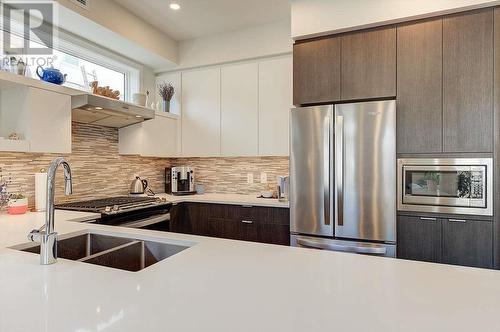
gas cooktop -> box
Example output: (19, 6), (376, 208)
(56, 196), (170, 215)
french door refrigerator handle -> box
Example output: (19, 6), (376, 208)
(336, 115), (344, 226)
(296, 238), (387, 255)
(324, 117), (330, 226)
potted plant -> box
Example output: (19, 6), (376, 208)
(158, 82), (175, 112)
(0, 168), (11, 212)
(8, 193), (28, 215)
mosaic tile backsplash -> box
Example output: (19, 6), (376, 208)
(172, 157), (289, 194)
(0, 122), (289, 209)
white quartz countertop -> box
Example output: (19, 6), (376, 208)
(158, 192), (289, 208)
(0, 211), (499, 332)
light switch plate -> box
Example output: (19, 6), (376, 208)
(247, 173), (254, 184)
(260, 172), (267, 184)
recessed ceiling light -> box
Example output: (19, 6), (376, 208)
(170, 2), (180, 10)
(135, 115), (143, 118)
(95, 107), (103, 110)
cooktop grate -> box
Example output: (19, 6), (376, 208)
(56, 196), (157, 210)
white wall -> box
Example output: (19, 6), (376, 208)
(142, 67), (157, 100)
(291, 0), (500, 39)
(55, 0), (178, 69)
(174, 20), (292, 71)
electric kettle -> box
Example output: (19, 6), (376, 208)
(130, 176), (148, 195)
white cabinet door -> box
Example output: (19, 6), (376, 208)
(118, 123), (142, 155)
(181, 68), (221, 157)
(28, 88), (72, 153)
(141, 113), (178, 157)
(258, 56), (292, 156)
(221, 62), (258, 156)
(119, 114), (178, 157)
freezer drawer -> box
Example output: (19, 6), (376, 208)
(291, 235), (396, 258)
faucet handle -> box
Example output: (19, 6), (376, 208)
(28, 223), (46, 242)
(28, 229), (42, 242)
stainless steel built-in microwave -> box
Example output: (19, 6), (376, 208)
(397, 158), (493, 216)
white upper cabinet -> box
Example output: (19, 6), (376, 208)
(0, 87), (71, 153)
(221, 63), (258, 156)
(258, 56), (292, 156)
(181, 68), (221, 157)
(119, 112), (179, 158)
(152, 55), (292, 158)
(118, 122), (142, 155)
(28, 88), (72, 153)
(141, 113), (178, 157)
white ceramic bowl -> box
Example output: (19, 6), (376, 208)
(261, 191), (273, 198)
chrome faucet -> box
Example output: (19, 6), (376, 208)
(28, 157), (73, 265)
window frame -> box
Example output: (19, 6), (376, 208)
(1, 9), (142, 101)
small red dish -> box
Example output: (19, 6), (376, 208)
(7, 205), (28, 215)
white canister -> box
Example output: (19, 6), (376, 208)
(35, 171), (47, 212)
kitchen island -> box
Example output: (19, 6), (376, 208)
(0, 211), (499, 332)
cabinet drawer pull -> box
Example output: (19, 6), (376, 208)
(449, 219), (467, 223)
(241, 220), (253, 224)
(241, 205), (253, 208)
(419, 217), (436, 221)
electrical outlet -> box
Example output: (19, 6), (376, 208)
(247, 173), (254, 184)
(260, 172), (267, 184)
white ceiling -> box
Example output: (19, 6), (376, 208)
(114, 0), (291, 41)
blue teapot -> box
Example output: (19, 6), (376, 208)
(36, 66), (67, 85)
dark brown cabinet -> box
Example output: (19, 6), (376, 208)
(397, 214), (493, 269)
(293, 37), (341, 105)
(396, 19), (443, 154)
(397, 215), (442, 263)
(341, 27), (397, 100)
(442, 218), (493, 269)
(170, 203), (290, 246)
(443, 9), (494, 153)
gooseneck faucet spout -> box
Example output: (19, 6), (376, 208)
(28, 157), (73, 265)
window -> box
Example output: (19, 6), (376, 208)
(1, 16), (141, 101)
(28, 44), (127, 100)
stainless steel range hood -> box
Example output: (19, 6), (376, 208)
(71, 94), (155, 128)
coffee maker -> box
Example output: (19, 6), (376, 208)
(168, 166), (196, 196)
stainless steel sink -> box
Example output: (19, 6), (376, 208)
(11, 231), (192, 272)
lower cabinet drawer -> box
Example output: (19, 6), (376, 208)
(397, 214), (493, 269)
(397, 215), (441, 263)
(441, 218), (493, 269)
(171, 203), (290, 246)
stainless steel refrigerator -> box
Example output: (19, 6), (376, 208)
(290, 100), (396, 257)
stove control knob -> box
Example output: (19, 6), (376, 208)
(104, 206), (112, 213)
(112, 205), (120, 211)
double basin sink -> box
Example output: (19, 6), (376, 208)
(11, 231), (193, 272)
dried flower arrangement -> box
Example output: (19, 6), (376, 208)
(0, 168), (11, 210)
(158, 82), (175, 102)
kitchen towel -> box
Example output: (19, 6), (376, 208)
(35, 171), (47, 212)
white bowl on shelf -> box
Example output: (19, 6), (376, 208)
(261, 191), (273, 198)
